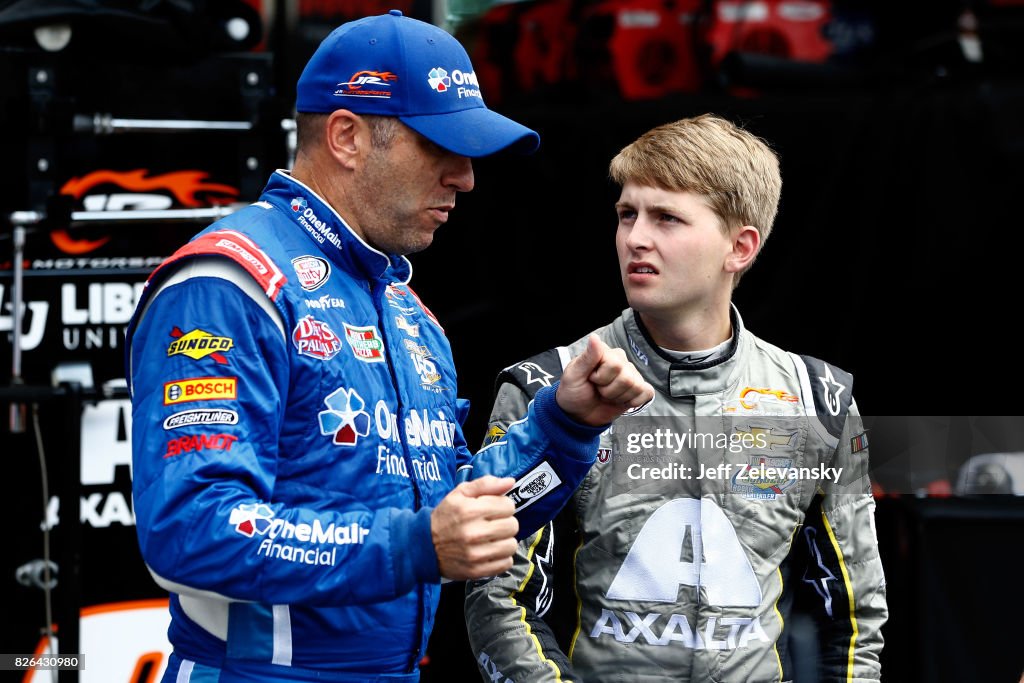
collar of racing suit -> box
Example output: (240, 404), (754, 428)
(618, 305), (748, 399)
(261, 169), (414, 285)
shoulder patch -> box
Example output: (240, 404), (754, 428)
(799, 354), (854, 440)
(155, 229), (287, 301)
(496, 348), (565, 401)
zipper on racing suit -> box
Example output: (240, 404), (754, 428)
(372, 279), (427, 673)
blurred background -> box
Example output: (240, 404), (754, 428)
(1, 0), (1023, 681)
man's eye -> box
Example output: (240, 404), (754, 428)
(660, 213), (682, 223)
(617, 209), (636, 221)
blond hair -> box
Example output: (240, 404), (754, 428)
(609, 114), (782, 280)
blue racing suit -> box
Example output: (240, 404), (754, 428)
(126, 170), (602, 682)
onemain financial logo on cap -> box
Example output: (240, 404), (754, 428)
(427, 67), (481, 99)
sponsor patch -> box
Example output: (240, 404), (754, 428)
(721, 387), (803, 416)
(304, 294), (345, 310)
(404, 338), (443, 391)
(851, 432), (869, 454)
(334, 69), (397, 98)
(292, 315), (343, 361)
(318, 386), (371, 446)
(291, 255), (331, 291)
(164, 433), (238, 458)
(343, 323), (385, 363)
(597, 447), (612, 463)
(427, 67), (451, 92)
(167, 327), (233, 363)
(506, 461), (562, 512)
(482, 424), (506, 447)
(163, 409), (238, 430)
(158, 229), (286, 300)
(230, 502), (275, 537)
(396, 315), (419, 337)
(731, 456), (797, 500)
(163, 377), (237, 405)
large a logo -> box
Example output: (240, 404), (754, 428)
(55, 169), (238, 254)
(590, 498), (769, 651)
(606, 498), (761, 605)
(318, 387), (371, 446)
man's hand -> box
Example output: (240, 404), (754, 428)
(556, 335), (655, 426)
(432, 476), (519, 580)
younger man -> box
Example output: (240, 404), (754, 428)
(465, 114), (887, 682)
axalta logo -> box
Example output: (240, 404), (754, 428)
(477, 651), (513, 683)
(318, 387), (371, 446)
(343, 323), (385, 363)
(589, 497), (769, 651)
(167, 327), (233, 363)
(163, 377), (237, 405)
(163, 409), (238, 430)
(164, 433), (239, 458)
(291, 255), (330, 291)
(335, 70), (397, 98)
(56, 169), (238, 255)
(292, 315), (343, 361)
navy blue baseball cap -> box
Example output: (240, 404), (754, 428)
(296, 9), (539, 158)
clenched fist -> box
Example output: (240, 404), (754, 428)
(432, 476), (519, 580)
(556, 335), (654, 426)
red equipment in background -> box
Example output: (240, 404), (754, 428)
(462, 0), (843, 102)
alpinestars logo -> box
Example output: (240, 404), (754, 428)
(428, 67), (451, 92)
(318, 387), (371, 446)
(230, 502), (275, 537)
(291, 197), (308, 212)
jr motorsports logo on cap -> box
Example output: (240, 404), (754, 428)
(335, 70), (397, 98)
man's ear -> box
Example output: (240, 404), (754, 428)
(324, 109), (368, 170)
(725, 225), (761, 274)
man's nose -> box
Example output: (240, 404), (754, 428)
(444, 155), (474, 192)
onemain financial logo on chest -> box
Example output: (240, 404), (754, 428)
(291, 197), (343, 250)
(230, 502), (369, 568)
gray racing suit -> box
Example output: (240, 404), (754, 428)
(465, 307), (887, 683)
